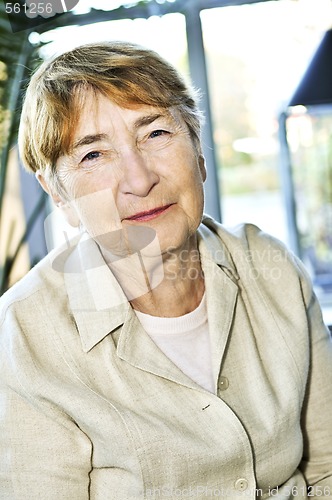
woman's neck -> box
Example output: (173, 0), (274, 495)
(129, 235), (205, 317)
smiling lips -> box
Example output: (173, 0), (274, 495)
(125, 204), (174, 222)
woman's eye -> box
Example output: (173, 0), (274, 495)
(149, 129), (169, 139)
(81, 151), (101, 162)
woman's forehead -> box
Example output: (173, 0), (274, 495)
(68, 93), (183, 148)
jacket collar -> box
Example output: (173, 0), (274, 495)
(197, 218), (240, 281)
(64, 219), (239, 363)
(64, 234), (130, 352)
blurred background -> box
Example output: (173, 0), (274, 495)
(1, 0), (332, 323)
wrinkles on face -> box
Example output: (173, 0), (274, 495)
(51, 94), (205, 263)
(56, 151), (121, 200)
(55, 110), (191, 219)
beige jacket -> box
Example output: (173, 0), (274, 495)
(0, 217), (331, 499)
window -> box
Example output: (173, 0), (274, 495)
(201, 0), (332, 244)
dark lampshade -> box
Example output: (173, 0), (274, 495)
(289, 29), (332, 107)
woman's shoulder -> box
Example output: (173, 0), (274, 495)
(201, 215), (296, 266)
(0, 246), (68, 326)
(200, 215), (312, 299)
(201, 215), (287, 251)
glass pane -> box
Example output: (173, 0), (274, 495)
(288, 108), (332, 295)
(201, 0), (332, 245)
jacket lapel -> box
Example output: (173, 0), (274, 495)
(116, 309), (206, 391)
(198, 232), (239, 391)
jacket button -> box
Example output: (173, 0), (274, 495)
(234, 478), (248, 491)
(218, 376), (229, 391)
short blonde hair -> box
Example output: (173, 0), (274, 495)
(18, 41), (203, 177)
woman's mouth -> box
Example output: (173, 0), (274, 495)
(124, 204), (174, 222)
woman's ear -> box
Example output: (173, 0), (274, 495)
(35, 170), (62, 205)
(35, 170), (80, 228)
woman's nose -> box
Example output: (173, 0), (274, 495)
(120, 148), (159, 197)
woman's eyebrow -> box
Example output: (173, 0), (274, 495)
(71, 133), (108, 151)
(134, 113), (166, 129)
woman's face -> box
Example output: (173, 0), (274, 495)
(52, 91), (206, 257)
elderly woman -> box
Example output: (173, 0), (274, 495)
(0, 42), (331, 499)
